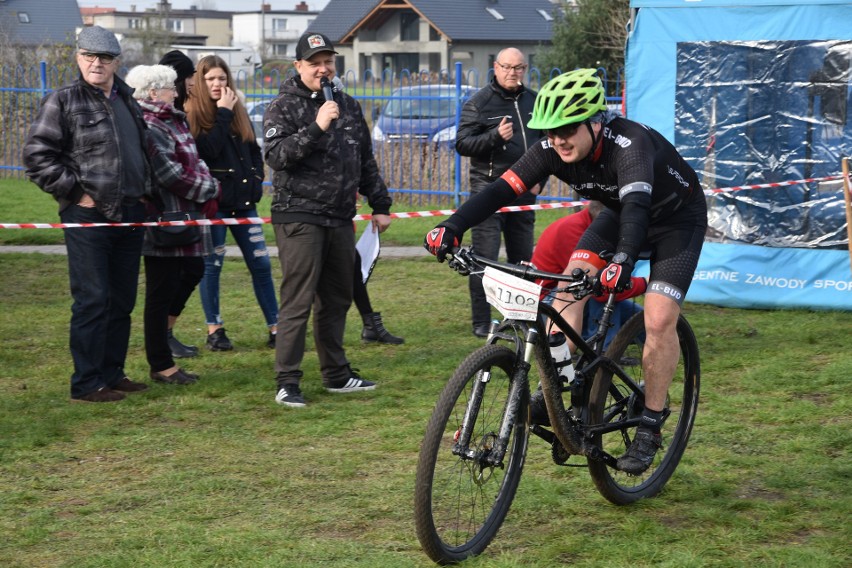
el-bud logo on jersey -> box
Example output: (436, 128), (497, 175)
(569, 249), (606, 269)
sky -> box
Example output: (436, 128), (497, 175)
(77, 1), (330, 11)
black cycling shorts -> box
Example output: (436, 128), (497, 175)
(575, 198), (707, 305)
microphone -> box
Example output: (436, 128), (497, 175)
(320, 77), (334, 103)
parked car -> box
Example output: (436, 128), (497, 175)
(371, 84), (478, 146)
(246, 99), (268, 148)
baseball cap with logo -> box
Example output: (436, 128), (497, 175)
(295, 33), (337, 61)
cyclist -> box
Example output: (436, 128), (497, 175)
(425, 68), (707, 475)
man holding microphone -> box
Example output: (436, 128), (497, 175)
(262, 33), (392, 408)
(455, 47), (543, 337)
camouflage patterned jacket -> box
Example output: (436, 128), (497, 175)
(262, 76), (391, 226)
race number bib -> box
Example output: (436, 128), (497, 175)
(482, 266), (541, 321)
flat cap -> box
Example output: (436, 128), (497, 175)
(77, 26), (121, 57)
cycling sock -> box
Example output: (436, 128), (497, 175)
(640, 409), (664, 433)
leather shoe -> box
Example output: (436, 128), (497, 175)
(71, 387), (126, 403)
(113, 377), (148, 393)
(472, 324), (490, 338)
(150, 368), (198, 385)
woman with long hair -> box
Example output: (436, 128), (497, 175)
(184, 55), (278, 351)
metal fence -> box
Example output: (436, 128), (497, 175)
(2, 61), (623, 209)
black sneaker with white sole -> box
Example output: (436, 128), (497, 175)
(275, 384), (306, 407)
(325, 369), (376, 393)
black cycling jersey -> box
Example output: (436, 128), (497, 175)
(444, 116), (708, 303)
(510, 117), (702, 219)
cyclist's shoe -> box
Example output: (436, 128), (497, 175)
(325, 369), (377, 393)
(529, 388), (550, 426)
(275, 384), (307, 408)
(617, 428), (662, 475)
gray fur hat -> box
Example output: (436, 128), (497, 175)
(77, 26), (121, 57)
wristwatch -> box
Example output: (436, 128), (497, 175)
(611, 252), (630, 265)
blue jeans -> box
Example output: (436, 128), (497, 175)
(61, 203), (145, 398)
(583, 299), (644, 350)
(199, 209), (278, 328)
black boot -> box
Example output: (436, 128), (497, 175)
(168, 329), (199, 359)
(361, 312), (404, 344)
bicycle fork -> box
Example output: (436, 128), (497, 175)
(452, 328), (536, 469)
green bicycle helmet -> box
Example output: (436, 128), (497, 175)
(527, 68), (608, 130)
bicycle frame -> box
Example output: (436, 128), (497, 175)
(452, 247), (646, 466)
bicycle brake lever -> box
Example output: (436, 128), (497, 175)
(447, 250), (471, 275)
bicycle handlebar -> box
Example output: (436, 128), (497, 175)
(447, 247), (596, 299)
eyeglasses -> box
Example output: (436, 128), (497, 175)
(545, 123), (582, 140)
(79, 52), (115, 64)
(496, 62), (528, 73)
(159, 86), (178, 92)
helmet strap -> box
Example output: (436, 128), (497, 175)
(584, 120), (605, 162)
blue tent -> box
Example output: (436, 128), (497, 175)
(627, 0), (852, 309)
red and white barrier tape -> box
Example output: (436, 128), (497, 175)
(707, 174), (842, 194)
(0, 175), (841, 229)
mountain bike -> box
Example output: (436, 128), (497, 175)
(414, 248), (700, 565)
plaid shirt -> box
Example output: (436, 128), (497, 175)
(139, 100), (219, 257)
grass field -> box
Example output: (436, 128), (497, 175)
(0, 179), (850, 567)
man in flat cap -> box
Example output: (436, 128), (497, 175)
(23, 26), (153, 402)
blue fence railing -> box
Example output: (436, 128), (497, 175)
(2, 61), (624, 209)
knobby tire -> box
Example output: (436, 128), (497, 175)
(414, 344), (530, 565)
(587, 312), (700, 504)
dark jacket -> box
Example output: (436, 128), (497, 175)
(262, 76), (391, 226)
(455, 77), (541, 204)
(22, 75), (152, 221)
(194, 107), (264, 212)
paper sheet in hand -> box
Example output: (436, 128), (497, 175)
(356, 226), (380, 284)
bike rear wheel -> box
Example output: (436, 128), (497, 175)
(587, 312), (700, 505)
(414, 344), (530, 565)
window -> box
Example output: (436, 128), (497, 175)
(274, 43), (288, 57)
(128, 18), (142, 29)
(273, 18), (288, 32)
(401, 12), (419, 41)
(18, 12), (30, 24)
(485, 7), (504, 21)
(537, 9), (553, 22)
(166, 19), (184, 33)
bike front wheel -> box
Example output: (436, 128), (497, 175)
(414, 344), (530, 565)
(587, 313), (700, 505)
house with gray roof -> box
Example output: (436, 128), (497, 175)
(306, 0), (558, 83)
(0, 0), (83, 49)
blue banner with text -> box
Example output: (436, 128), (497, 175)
(635, 242), (852, 311)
